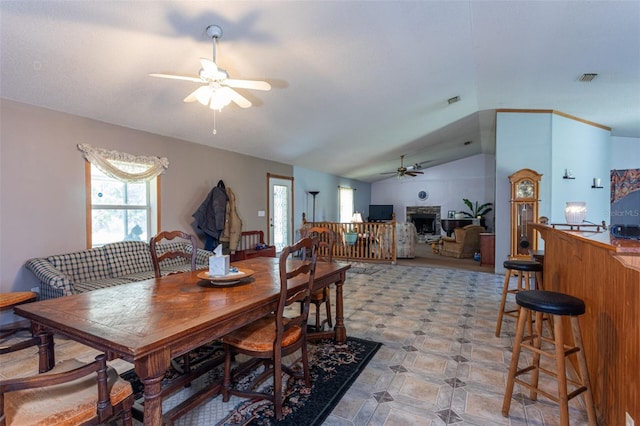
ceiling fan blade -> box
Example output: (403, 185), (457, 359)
(183, 86), (213, 106)
(149, 73), (202, 83)
(380, 172), (397, 175)
(223, 87), (252, 109)
(200, 58), (218, 73)
(224, 79), (271, 91)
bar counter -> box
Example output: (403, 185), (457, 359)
(531, 224), (639, 426)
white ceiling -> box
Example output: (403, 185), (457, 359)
(1, 1), (638, 182)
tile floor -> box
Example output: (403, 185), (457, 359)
(0, 263), (593, 425)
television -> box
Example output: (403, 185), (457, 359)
(368, 204), (393, 222)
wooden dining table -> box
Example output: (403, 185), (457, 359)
(15, 257), (351, 425)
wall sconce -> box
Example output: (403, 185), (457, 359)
(592, 178), (603, 188)
(563, 169), (575, 179)
(565, 202), (587, 224)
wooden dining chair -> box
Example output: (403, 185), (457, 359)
(149, 230), (198, 278)
(149, 230), (200, 377)
(0, 334), (134, 425)
(302, 226), (335, 331)
(221, 237), (318, 420)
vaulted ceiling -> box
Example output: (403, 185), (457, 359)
(1, 1), (638, 182)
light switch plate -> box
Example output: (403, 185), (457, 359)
(258, 210), (265, 217)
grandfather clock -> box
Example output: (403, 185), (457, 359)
(509, 168), (542, 259)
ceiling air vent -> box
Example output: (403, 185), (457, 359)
(578, 73), (598, 82)
(447, 96), (461, 105)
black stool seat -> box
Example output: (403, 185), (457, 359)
(516, 290), (585, 316)
(503, 260), (543, 272)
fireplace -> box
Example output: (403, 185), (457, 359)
(406, 206), (441, 235)
(410, 214), (436, 234)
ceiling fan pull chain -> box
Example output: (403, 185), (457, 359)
(213, 109), (217, 135)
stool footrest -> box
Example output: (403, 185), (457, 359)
(520, 341), (580, 360)
(514, 377), (589, 405)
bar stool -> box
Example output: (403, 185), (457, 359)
(502, 290), (597, 426)
(495, 260), (543, 337)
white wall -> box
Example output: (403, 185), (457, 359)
(371, 153), (496, 230)
(495, 111), (612, 273)
(495, 112), (552, 270)
(550, 114), (611, 222)
(0, 100), (292, 297)
(292, 166), (371, 234)
(610, 136), (640, 170)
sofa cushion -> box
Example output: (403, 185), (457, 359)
(153, 242), (195, 268)
(47, 248), (110, 285)
(104, 241), (153, 278)
(73, 276), (139, 294)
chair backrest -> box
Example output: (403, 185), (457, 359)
(149, 230), (198, 278)
(304, 226), (334, 262)
(0, 334), (133, 425)
(457, 225), (484, 256)
(276, 237), (318, 341)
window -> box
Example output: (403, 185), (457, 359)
(338, 187), (354, 223)
(88, 162), (158, 247)
(79, 144), (168, 248)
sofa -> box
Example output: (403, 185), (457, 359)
(439, 224), (484, 259)
(25, 240), (212, 300)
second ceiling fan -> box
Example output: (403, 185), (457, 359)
(381, 155), (426, 178)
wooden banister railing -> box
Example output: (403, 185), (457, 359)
(301, 213), (397, 264)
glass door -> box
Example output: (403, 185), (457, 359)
(268, 174), (293, 252)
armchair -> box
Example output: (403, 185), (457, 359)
(439, 224), (484, 259)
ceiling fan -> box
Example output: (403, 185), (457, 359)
(149, 25), (271, 112)
(381, 155), (426, 178)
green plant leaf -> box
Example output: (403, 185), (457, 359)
(461, 199), (493, 217)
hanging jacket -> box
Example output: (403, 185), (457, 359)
(220, 186), (243, 252)
(193, 185), (228, 249)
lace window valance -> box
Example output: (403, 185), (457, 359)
(77, 144), (169, 183)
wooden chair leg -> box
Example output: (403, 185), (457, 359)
(325, 290), (333, 329)
(273, 352), (283, 420)
(222, 346), (232, 402)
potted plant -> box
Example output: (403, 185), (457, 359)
(461, 199), (493, 219)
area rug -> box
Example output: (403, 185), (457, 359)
(342, 262), (382, 275)
(120, 336), (381, 425)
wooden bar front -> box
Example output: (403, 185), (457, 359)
(531, 224), (639, 426)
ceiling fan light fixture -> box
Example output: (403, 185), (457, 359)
(209, 88), (232, 110)
(150, 24), (271, 134)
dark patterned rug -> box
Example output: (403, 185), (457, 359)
(120, 336), (381, 425)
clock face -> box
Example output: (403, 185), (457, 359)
(516, 180), (534, 198)
(418, 190), (428, 200)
